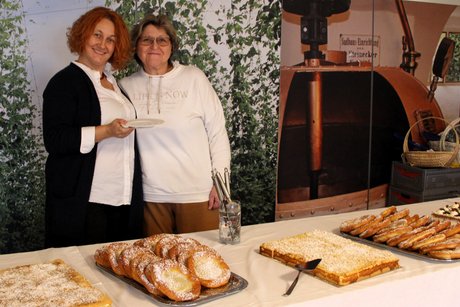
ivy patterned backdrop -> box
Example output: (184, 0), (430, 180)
(446, 32), (460, 83)
(1, 0), (46, 253)
(0, 0), (280, 253)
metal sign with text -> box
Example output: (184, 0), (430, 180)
(339, 34), (380, 65)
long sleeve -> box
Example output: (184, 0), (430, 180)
(42, 64), (100, 155)
(119, 63), (231, 203)
(199, 71), (231, 176)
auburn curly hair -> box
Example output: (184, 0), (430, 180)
(66, 7), (131, 70)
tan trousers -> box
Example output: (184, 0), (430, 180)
(144, 201), (219, 235)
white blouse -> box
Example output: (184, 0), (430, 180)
(74, 61), (136, 206)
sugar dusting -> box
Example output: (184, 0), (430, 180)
(94, 234), (230, 302)
(191, 251), (230, 286)
(0, 260), (107, 307)
(195, 256), (222, 279)
(152, 260), (198, 301)
(261, 230), (399, 275)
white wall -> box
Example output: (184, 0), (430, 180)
(22, 0), (106, 120)
(436, 5), (460, 122)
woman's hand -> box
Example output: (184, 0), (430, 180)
(208, 185), (220, 210)
(95, 119), (134, 142)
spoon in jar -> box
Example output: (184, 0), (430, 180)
(282, 258), (322, 296)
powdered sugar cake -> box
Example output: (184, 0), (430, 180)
(0, 259), (111, 307)
(259, 230), (399, 286)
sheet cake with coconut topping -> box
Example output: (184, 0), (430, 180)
(259, 230), (399, 286)
(0, 259), (111, 307)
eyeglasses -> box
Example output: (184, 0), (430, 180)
(139, 36), (171, 47)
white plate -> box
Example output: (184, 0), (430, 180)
(123, 118), (164, 128)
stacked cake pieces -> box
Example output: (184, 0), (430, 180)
(0, 259), (111, 307)
(260, 230), (399, 286)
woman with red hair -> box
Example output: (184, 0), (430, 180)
(43, 7), (143, 247)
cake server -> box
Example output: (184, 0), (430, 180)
(283, 258), (322, 296)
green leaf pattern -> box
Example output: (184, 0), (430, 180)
(0, 0), (46, 253)
(0, 0), (280, 252)
(106, 0), (281, 225)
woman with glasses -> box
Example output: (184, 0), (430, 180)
(119, 15), (230, 235)
(42, 7), (143, 247)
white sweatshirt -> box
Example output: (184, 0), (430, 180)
(119, 62), (231, 203)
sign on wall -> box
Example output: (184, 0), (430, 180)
(339, 34), (380, 65)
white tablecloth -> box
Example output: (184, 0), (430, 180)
(2, 198), (460, 307)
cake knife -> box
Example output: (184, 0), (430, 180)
(283, 258), (322, 296)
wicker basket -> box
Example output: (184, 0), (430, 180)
(439, 117), (460, 166)
(402, 117), (459, 168)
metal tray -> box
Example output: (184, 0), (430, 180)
(432, 212), (460, 222)
(339, 231), (460, 263)
(96, 263), (248, 306)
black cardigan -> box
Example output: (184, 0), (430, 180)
(42, 63), (143, 247)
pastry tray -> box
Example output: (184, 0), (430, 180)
(339, 231), (460, 263)
(432, 212), (460, 222)
(96, 263), (248, 306)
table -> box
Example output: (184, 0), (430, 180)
(2, 198), (460, 307)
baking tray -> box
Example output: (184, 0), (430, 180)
(432, 212), (460, 222)
(339, 231), (460, 263)
(96, 263), (248, 306)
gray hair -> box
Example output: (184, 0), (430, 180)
(131, 14), (179, 66)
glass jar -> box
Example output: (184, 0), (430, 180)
(219, 201), (241, 244)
